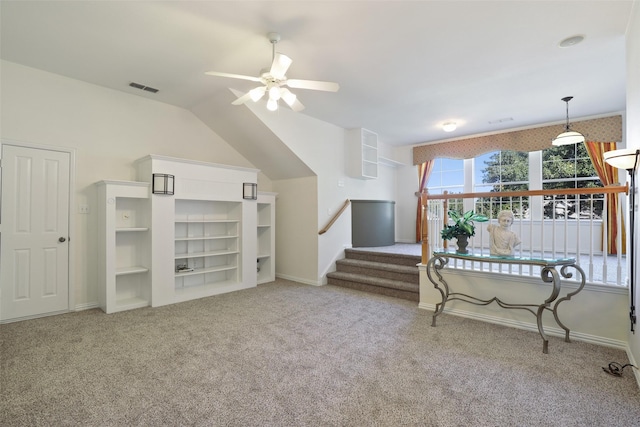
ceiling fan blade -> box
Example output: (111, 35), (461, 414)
(281, 88), (305, 112)
(231, 91), (254, 105)
(205, 71), (262, 83)
(286, 79), (339, 92)
(270, 53), (292, 80)
(288, 98), (305, 112)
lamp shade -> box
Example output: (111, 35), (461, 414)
(551, 130), (585, 146)
(603, 148), (640, 171)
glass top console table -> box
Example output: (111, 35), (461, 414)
(426, 251), (586, 354)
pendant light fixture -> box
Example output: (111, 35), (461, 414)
(552, 96), (585, 146)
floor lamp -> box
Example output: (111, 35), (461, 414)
(604, 148), (640, 333)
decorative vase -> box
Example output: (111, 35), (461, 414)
(455, 235), (469, 254)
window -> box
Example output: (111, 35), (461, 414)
(426, 158), (464, 194)
(542, 144), (603, 219)
(474, 150), (529, 219)
(426, 147), (603, 220)
(474, 151), (529, 193)
(426, 158), (464, 213)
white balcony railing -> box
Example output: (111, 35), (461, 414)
(420, 185), (629, 286)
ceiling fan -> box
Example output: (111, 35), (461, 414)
(205, 32), (339, 112)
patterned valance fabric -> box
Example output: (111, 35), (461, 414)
(412, 115), (622, 165)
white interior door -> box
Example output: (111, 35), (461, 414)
(1, 144), (70, 321)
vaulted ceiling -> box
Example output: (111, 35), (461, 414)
(1, 1), (632, 150)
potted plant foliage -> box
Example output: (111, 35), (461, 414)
(441, 210), (489, 254)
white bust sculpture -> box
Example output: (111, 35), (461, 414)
(487, 210), (521, 256)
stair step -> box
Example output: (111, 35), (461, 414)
(327, 271), (418, 293)
(345, 248), (421, 267)
(327, 271), (419, 302)
(328, 247), (422, 302)
(335, 258), (418, 283)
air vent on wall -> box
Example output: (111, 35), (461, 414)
(129, 82), (159, 93)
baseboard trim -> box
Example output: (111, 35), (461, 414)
(418, 302), (628, 350)
(625, 345), (640, 389)
(0, 309), (69, 324)
(75, 302), (99, 311)
(275, 273), (322, 286)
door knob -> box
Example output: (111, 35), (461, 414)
(58, 237), (66, 243)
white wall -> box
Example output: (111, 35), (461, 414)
(625, 0), (640, 383)
(246, 104), (402, 284)
(271, 176), (319, 285)
(0, 60), (270, 307)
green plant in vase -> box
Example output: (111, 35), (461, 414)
(441, 210), (489, 254)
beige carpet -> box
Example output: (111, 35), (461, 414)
(1, 279), (639, 426)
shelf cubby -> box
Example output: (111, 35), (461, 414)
(174, 200), (241, 292)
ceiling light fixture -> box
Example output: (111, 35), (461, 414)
(559, 35), (585, 48)
(442, 122), (457, 132)
(552, 96), (585, 146)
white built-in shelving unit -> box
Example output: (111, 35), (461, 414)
(257, 192), (276, 284)
(98, 156), (273, 313)
(135, 154), (260, 307)
(96, 180), (151, 314)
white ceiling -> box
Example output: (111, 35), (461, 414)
(0, 1), (633, 147)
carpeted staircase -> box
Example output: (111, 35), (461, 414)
(327, 248), (420, 301)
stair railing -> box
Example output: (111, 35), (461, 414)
(319, 199), (351, 235)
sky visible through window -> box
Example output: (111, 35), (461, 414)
(427, 158), (463, 194)
(428, 154), (496, 194)
(474, 152), (494, 193)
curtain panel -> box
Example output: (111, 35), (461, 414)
(415, 161), (434, 243)
(585, 141), (626, 255)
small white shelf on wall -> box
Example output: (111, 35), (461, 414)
(257, 192), (277, 284)
(346, 128), (378, 179)
(96, 180), (151, 314)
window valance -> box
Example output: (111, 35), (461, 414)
(412, 115), (622, 165)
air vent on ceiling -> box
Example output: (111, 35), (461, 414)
(129, 82), (159, 93)
(488, 117), (513, 124)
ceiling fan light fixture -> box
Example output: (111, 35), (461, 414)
(267, 98), (278, 111)
(249, 87), (266, 102)
(281, 88), (297, 106)
(552, 96), (585, 146)
(269, 86), (282, 101)
(442, 122), (457, 132)
(205, 32), (337, 113)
